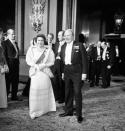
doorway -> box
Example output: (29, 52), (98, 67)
(0, 0), (15, 32)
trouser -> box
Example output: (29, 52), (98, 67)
(64, 65), (82, 116)
(5, 59), (19, 98)
(101, 61), (111, 88)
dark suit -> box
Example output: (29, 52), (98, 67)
(101, 47), (115, 88)
(61, 41), (88, 116)
(2, 39), (19, 99)
(53, 42), (65, 102)
(89, 46), (102, 86)
(22, 77), (30, 97)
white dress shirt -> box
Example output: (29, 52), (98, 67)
(10, 39), (18, 58)
(65, 41), (73, 65)
(116, 48), (119, 57)
(58, 41), (64, 53)
(102, 47), (107, 60)
(63, 41), (87, 80)
(97, 47), (100, 56)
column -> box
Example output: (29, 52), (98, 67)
(71, 0), (77, 39)
(48, 0), (57, 42)
(62, 0), (77, 39)
(62, 0), (72, 30)
(15, 0), (24, 55)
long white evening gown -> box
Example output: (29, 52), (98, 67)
(0, 46), (7, 108)
(26, 46), (56, 119)
(0, 74), (7, 108)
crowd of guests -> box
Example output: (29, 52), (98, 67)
(0, 27), (118, 124)
(85, 40), (116, 88)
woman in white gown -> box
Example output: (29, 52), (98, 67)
(26, 34), (56, 119)
(0, 29), (9, 108)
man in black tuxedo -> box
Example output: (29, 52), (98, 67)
(89, 41), (102, 87)
(101, 41), (115, 88)
(59, 29), (88, 123)
(53, 30), (65, 103)
(2, 29), (21, 101)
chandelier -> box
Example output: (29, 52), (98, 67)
(30, 0), (46, 33)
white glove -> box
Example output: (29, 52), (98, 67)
(39, 63), (46, 70)
(107, 65), (111, 69)
(82, 74), (87, 81)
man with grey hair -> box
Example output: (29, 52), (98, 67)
(2, 29), (21, 101)
(59, 29), (88, 123)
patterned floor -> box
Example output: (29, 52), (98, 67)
(0, 75), (125, 131)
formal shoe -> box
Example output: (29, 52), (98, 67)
(11, 97), (23, 101)
(59, 112), (73, 117)
(77, 116), (83, 123)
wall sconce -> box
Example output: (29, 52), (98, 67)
(114, 11), (124, 33)
(30, 0), (46, 33)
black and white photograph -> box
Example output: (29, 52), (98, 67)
(0, 0), (125, 130)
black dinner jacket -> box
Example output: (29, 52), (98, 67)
(102, 47), (115, 67)
(90, 46), (103, 61)
(54, 42), (60, 57)
(2, 39), (19, 63)
(52, 43), (55, 53)
(54, 42), (65, 57)
(61, 41), (88, 74)
(53, 42), (64, 72)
